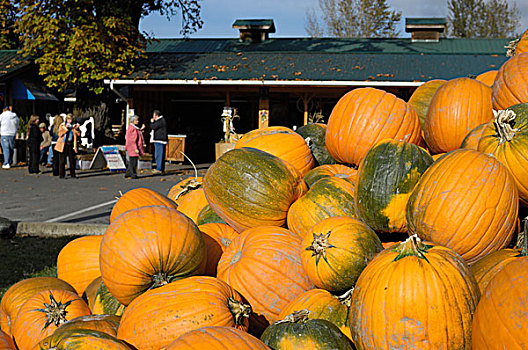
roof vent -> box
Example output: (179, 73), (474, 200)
(232, 19), (275, 43)
(405, 18), (446, 42)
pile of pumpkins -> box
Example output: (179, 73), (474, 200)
(1, 38), (528, 350)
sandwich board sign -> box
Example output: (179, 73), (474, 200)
(89, 146), (126, 171)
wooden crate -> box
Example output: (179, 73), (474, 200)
(167, 135), (186, 162)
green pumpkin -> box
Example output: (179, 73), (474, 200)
(296, 123), (337, 165)
(196, 205), (226, 225)
(355, 139), (433, 233)
(203, 147), (307, 233)
(261, 310), (354, 350)
(37, 329), (131, 349)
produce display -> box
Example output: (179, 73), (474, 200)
(3, 47), (528, 349)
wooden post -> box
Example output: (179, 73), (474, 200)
(302, 93), (312, 125)
(258, 87), (269, 129)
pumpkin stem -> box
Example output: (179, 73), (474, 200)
(151, 272), (172, 288)
(276, 310), (310, 324)
(517, 217), (528, 256)
(494, 109), (519, 144)
(227, 297), (252, 326)
(394, 234), (431, 261)
(180, 151), (198, 180)
(305, 231), (335, 265)
(337, 288), (354, 308)
(36, 293), (74, 329)
(505, 38), (520, 57)
(173, 177), (202, 201)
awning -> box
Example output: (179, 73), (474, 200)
(12, 77), (59, 101)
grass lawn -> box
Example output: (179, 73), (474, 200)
(0, 236), (80, 299)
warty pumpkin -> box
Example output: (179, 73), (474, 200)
(355, 139), (433, 233)
(57, 235), (103, 296)
(217, 226), (313, 335)
(303, 164), (357, 188)
(492, 52), (528, 110)
(477, 103), (528, 205)
(117, 276), (252, 350)
(408, 79), (446, 127)
(164, 326), (270, 350)
(100, 206), (205, 305)
(423, 77), (494, 154)
(12, 289), (91, 350)
(301, 216), (382, 292)
(406, 149), (518, 264)
(326, 87), (421, 166)
(350, 235), (480, 350)
(203, 147), (307, 233)
(110, 187), (177, 222)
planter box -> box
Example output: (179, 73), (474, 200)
(215, 142), (236, 160)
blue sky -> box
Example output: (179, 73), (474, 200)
(139, 0), (528, 38)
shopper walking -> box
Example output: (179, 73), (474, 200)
(0, 106), (19, 169)
(27, 115), (42, 174)
(55, 114), (80, 179)
(150, 109), (167, 174)
(125, 115), (144, 179)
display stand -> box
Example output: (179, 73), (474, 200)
(89, 145), (126, 171)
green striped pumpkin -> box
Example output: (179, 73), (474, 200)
(355, 139), (433, 233)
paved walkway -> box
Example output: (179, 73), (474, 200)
(0, 163), (210, 224)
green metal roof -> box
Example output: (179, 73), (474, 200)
(125, 38), (509, 83)
(405, 18), (447, 25)
(0, 51), (32, 80)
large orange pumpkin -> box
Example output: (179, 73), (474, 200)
(408, 79), (446, 127)
(492, 52), (528, 110)
(471, 257), (528, 348)
(57, 235), (103, 295)
(301, 217), (382, 292)
(350, 236), (480, 349)
(326, 87), (421, 166)
(0, 277), (76, 336)
(475, 70), (498, 87)
(0, 330), (15, 350)
(235, 126), (315, 176)
(165, 326), (270, 350)
(12, 289), (91, 350)
(406, 149), (518, 264)
(199, 223), (239, 276)
(203, 147), (307, 233)
(109, 188), (177, 222)
(117, 276), (251, 350)
(423, 77), (493, 154)
(477, 104), (528, 205)
(217, 226), (313, 334)
(100, 206), (205, 305)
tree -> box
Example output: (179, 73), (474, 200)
(305, 0), (401, 38)
(0, 0), (20, 49)
(448, 0), (520, 38)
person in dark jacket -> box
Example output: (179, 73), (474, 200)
(150, 109), (167, 174)
(26, 115), (42, 174)
(49, 114), (64, 175)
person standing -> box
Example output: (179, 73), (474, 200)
(125, 115), (144, 179)
(0, 106), (19, 169)
(39, 123), (51, 165)
(26, 115), (42, 174)
(150, 109), (167, 174)
(49, 114), (64, 175)
(55, 114), (80, 179)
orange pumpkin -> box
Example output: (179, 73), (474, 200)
(301, 217), (382, 292)
(0, 313), (7, 339)
(303, 164), (357, 188)
(117, 276), (251, 350)
(36, 329), (131, 350)
(82, 277), (124, 316)
(460, 123), (487, 150)
(326, 87), (421, 166)
(423, 77), (493, 154)
(472, 257), (528, 348)
(475, 70), (498, 87)
(165, 326), (270, 350)
(492, 52), (528, 110)
(0, 277), (76, 336)
(199, 223), (239, 276)
(514, 28), (528, 55)
(57, 235), (103, 295)
(176, 187), (209, 223)
(407, 149), (518, 264)
(0, 330), (15, 350)
(217, 226), (313, 334)
(51, 314), (120, 336)
(167, 176), (203, 204)
(109, 188), (177, 222)
(470, 248), (521, 294)
(287, 177), (357, 239)
(235, 126), (315, 176)
(100, 206), (205, 305)
(278, 289), (352, 340)
(12, 289), (91, 350)
(350, 236), (480, 349)
(408, 79), (446, 127)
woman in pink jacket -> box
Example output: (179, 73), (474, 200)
(124, 115), (144, 179)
